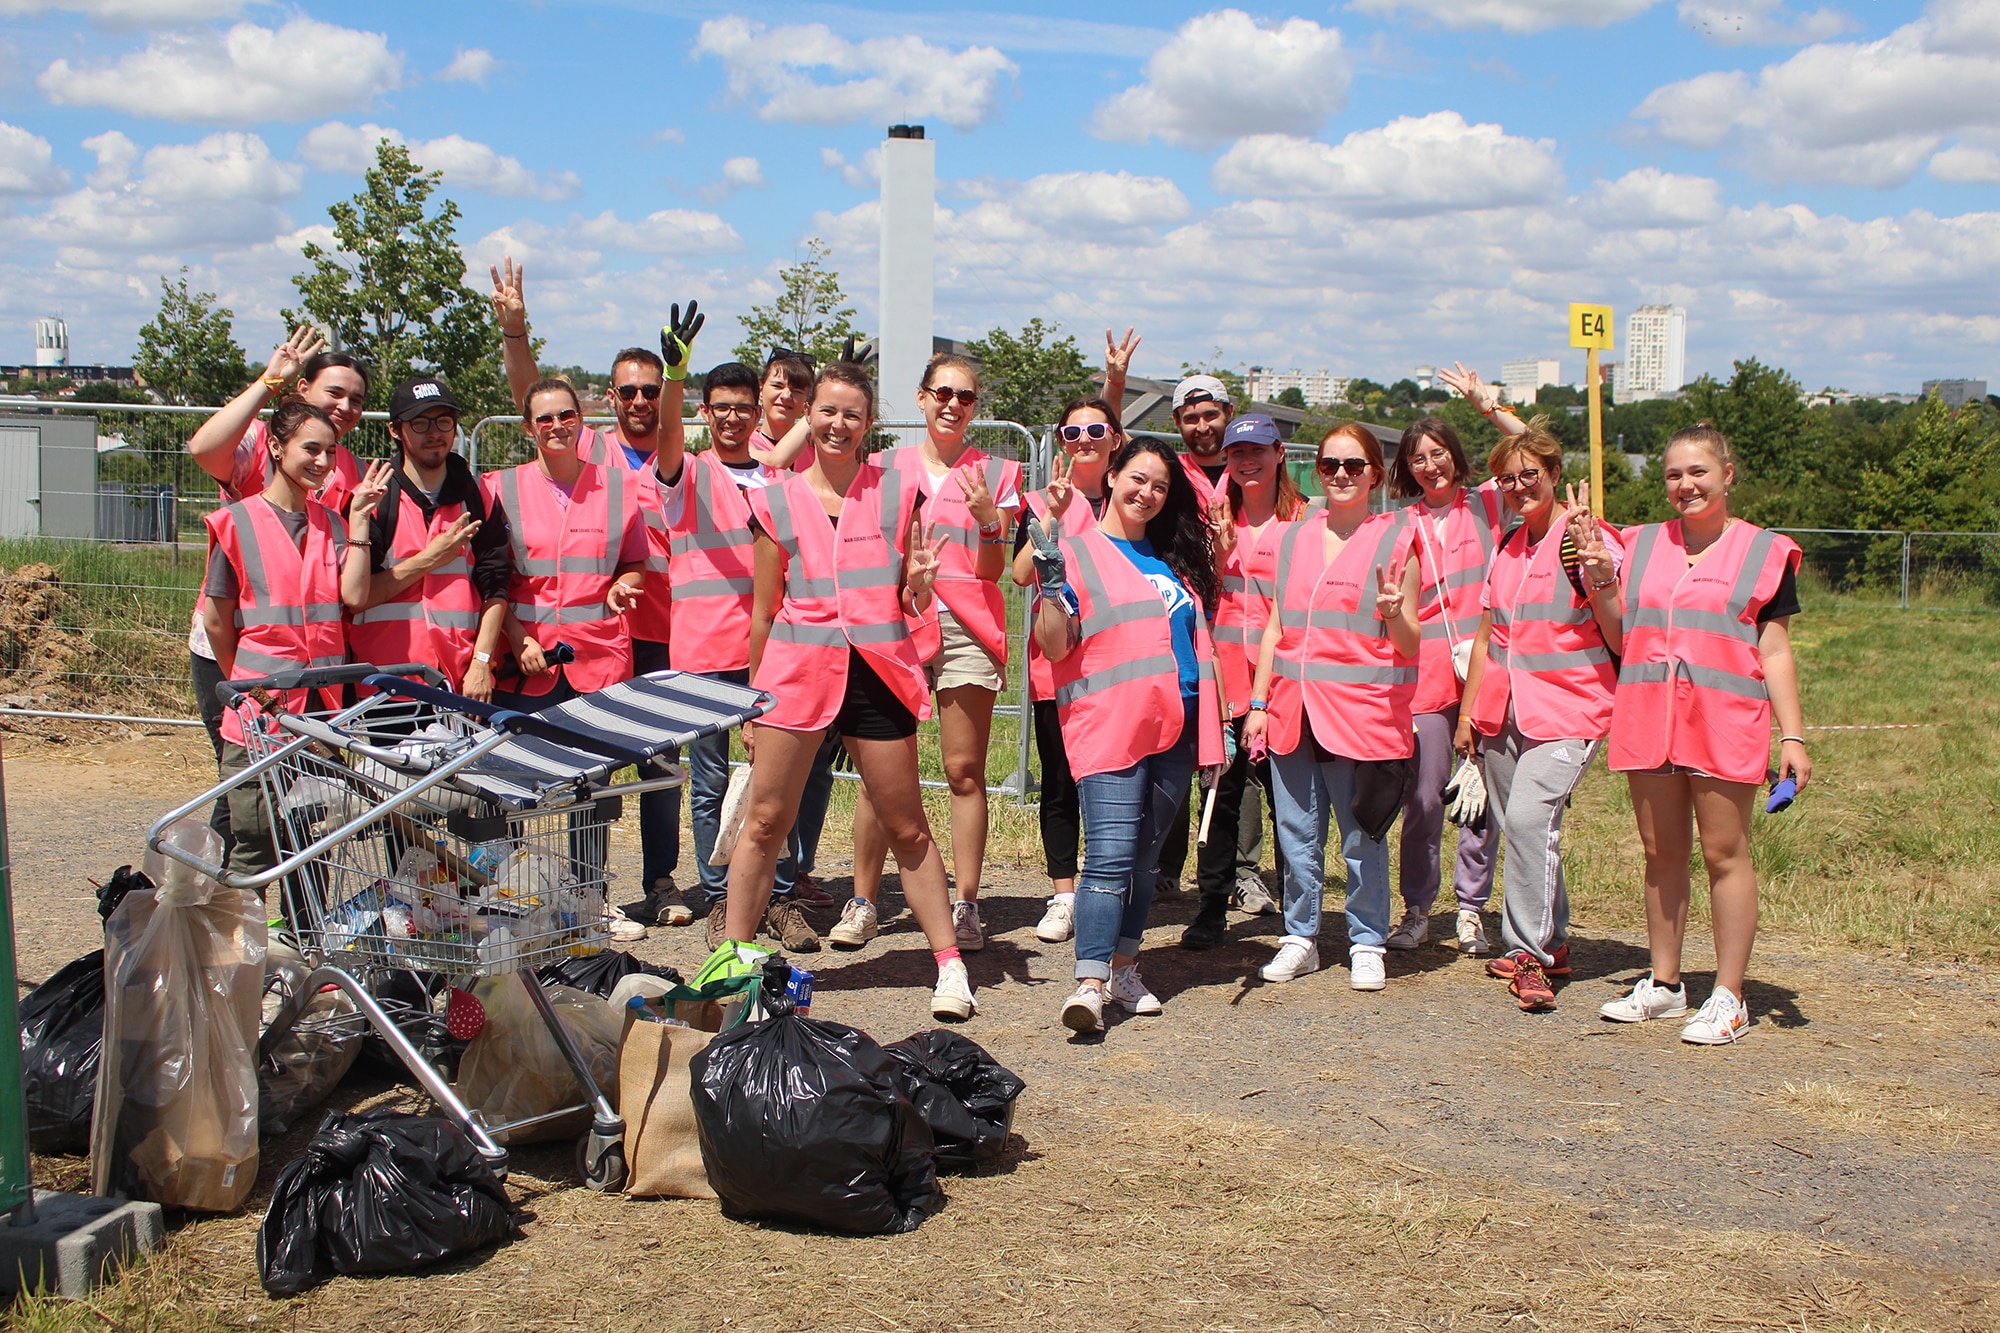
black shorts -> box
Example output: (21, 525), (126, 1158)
(833, 647), (918, 741)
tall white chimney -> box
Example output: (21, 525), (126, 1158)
(877, 124), (935, 429)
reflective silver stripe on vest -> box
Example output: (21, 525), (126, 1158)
(675, 575), (757, 599)
(1274, 658), (1415, 685)
(1489, 644), (1609, 671)
(1421, 615), (1482, 641)
(769, 621), (846, 647)
(673, 529), (750, 555)
(846, 621), (908, 645)
(1621, 523), (1662, 641)
(352, 602), (424, 624)
(1618, 657), (1769, 700)
(762, 479), (800, 557)
(1065, 535), (1161, 639)
(1054, 652), (1178, 708)
(1221, 574), (1249, 595)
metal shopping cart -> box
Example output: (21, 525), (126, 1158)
(146, 662), (771, 1191)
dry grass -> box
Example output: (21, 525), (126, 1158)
(1768, 1077), (1993, 1149)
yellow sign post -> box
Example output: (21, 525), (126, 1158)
(1569, 303), (1613, 517)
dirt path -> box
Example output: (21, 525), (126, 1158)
(11, 738), (1997, 1331)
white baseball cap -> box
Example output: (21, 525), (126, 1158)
(1173, 374), (1229, 411)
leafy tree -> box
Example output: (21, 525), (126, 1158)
(1418, 386), (1450, 404)
(1345, 377), (1385, 406)
(132, 268), (251, 406)
(1385, 378), (1421, 409)
(1674, 358), (1813, 485)
(1275, 386), (1307, 409)
(731, 237), (860, 368)
(1535, 384), (1583, 409)
(284, 140), (506, 415)
(967, 318), (1095, 427)
(70, 382), (153, 405)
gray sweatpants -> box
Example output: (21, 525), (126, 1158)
(1480, 713), (1600, 966)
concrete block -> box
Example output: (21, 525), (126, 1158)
(0, 1191), (165, 1298)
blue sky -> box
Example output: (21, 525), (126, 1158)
(1, 0), (1995, 393)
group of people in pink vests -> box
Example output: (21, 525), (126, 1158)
(188, 273), (1810, 1047)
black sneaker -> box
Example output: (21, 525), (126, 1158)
(1180, 897), (1230, 950)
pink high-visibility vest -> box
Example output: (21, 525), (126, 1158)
(345, 483), (483, 689)
(747, 464), (930, 732)
(1180, 453), (1222, 508)
(667, 450), (759, 674)
(1408, 481), (1507, 716)
(1608, 520), (1800, 784)
(587, 427), (673, 645)
(1022, 488), (1098, 704)
(1262, 512), (1417, 761)
(486, 459), (639, 696)
(204, 496), (347, 744)
(1214, 512), (1292, 721)
(1469, 517), (1622, 742)
(882, 444), (1021, 664)
(237, 425), (362, 512)
(1049, 528), (1225, 780)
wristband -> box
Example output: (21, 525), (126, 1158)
(1248, 698), (1267, 712)
(502, 329), (527, 341)
(261, 374), (288, 395)
(1588, 575), (1618, 591)
(1779, 734), (1807, 745)
(474, 650), (493, 665)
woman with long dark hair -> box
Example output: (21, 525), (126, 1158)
(1027, 435), (1225, 1034)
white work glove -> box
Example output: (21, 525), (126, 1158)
(1443, 757), (1488, 832)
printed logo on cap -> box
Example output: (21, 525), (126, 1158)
(412, 382), (442, 400)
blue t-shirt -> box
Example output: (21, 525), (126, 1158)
(1108, 537), (1199, 699)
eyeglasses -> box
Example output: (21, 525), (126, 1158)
(1058, 423), (1112, 443)
(614, 384), (663, 402)
(705, 402), (759, 418)
(401, 415), (458, 435)
(1493, 468), (1543, 491)
(1316, 456), (1371, 477)
(927, 386), (978, 407)
(532, 408), (580, 428)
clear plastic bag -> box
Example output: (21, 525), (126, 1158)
(453, 975), (620, 1145)
(91, 818), (267, 1212)
(258, 939), (363, 1135)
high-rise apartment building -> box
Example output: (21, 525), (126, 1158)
(1501, 357), (1561, 404)
(1920, 378), (1988, 408)
(1245, 367), (1352, 407)
(1622, 304), (1687, 402)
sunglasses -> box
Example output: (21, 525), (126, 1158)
(533, 408), (581, 428)
(1316, 456), (1372, 477)
(614, 384), (663, 402)
(1058, 422), (1112, 443)
(926, 386), (978, 407)
(1493, 467), (1544, 491)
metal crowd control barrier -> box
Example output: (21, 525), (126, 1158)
(0, 750), (31, 1223)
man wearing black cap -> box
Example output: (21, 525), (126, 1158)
(345, 377), (512, 699)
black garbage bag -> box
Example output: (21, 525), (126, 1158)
(691, 1011), (938, 1235)
(19, 953), (106, 1154)
(885, 1031), (1026, 1172)
(18, 866), (154, 1154)
(537, 949), (680, 998)
(257, 1110), (514, 1296)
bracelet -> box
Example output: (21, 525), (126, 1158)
(1588, 575), (1618, 591)
(474, 650), (493, 665)
(1780, 734), (1807, 746)
(1248, 698), (1267, 711)
(260, 374), (288, 395)
(978, 518), (1003, 538)
(502, 329), (527, 341)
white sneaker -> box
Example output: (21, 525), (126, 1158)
(604, 903), (647, 943)
(1260, 936), (1321, 983)
(952, 900), (986, 951)
(827, 897), (879, 949)
(1350, 948), (1387, 991)
(1106, 964), (1163, 1015)
(1599, 973), (1690, 1024)
(1680, 985), (1749, 1045)
(931, 959), (976, 1021)
(1386, 907), (1429, 951)
(1234, 876), (1278, 915)
(1455, 909), (1489, 955)
(1035, 897), (1075, 943)
(1060, 983), (1105, 1033)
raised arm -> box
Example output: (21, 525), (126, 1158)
(1436, 361), (1526, 439)
(188, 325), (323, 487)
(1102, 327), (1140, 425)
(490, 257), (537, 412)
(654, 302), (702, 481)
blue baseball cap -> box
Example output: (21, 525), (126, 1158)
(1224, 413), (1282, 449)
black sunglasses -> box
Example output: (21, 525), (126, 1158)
(614, 384), (663, 402)
(1316, 456), (1372, 477)
(927, 386), (978, 407)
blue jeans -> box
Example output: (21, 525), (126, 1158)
(1269, 744), (1393, 953)
(683, 668), (829, 909)
(1072, 709), (1199, 981)
(632, 640), (683, 888)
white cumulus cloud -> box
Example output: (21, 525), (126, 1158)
(1090, 9), (1349, 148)
(437, 47), (499, 85)
(1211, 113), (1564, 214)
(1929, 144), (2000, 182)
(1677, 0), (1854, 46)
(694, 17), (1016, 130)
(700, 155), (766, 204)
(8, 131), (298, 255)
(820, 146), (881, 189)
(1346, 0), (1659, 34)
(0, 123), (70, 196)
(1009, 172), (1192, 232)
(1579, 167), (1726, 227)
(37, 18), (403, 123)
(298, 122), (580, 201)
(82, 130), (138, 188)
(1634, 0), (2000, 185)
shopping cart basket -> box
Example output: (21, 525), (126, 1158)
(147, 662), (772, 1190)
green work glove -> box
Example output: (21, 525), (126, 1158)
(660, 300), (703, 381)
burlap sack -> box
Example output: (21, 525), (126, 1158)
(618, 1013), (716, 1199)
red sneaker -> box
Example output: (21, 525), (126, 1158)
(1486, 944), (1570, 980)
(1510, 957), (1557, 1010)
(792, 872), (835, 907)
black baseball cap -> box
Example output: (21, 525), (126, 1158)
(389, 377), (459, 421)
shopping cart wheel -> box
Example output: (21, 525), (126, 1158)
(577, 1126), (627, 1193)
